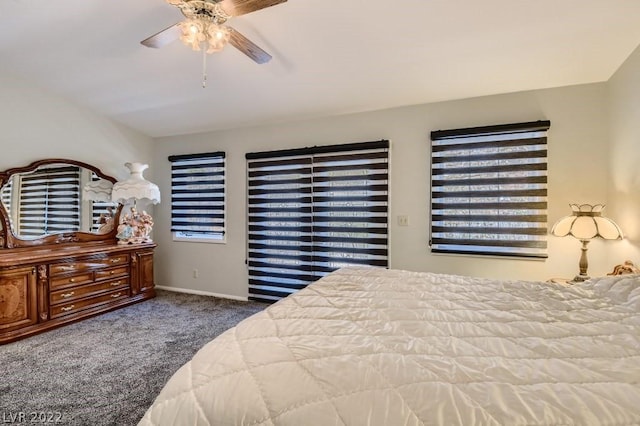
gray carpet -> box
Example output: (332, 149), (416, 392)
(0, 290), (265, 426)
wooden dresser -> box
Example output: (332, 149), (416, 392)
(0, 242), (155, 344)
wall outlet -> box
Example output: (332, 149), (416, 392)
(397, 215), (409, 226)
(192, 269), (199, 279)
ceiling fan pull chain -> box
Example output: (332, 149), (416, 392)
(202, 46), (207, 88)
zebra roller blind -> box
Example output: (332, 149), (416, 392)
(169, 152), (226, 238)
(0, 180), (12, 217)
(430, 121), (550, 258)
(247, 140), (389, 303)
(18, 165), (81, 236)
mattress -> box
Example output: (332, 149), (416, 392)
(140, 267), (640, 425)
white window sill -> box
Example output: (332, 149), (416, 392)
(172, 232), (226, 244)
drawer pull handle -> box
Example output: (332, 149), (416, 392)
(110, 281), (122, 287)
(61, 292), (75, 298)
(59, 265), (76, 271)
(61, 305), (74, 312)
(111, 293), (122, 298)
(69, 278), (76, 283)
(110, 271), (116, 275)
(110, 258), (121, 263)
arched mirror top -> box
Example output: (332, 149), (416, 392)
(0, 158), (122, 249)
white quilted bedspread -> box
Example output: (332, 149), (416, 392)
(140, 268), (640, 425)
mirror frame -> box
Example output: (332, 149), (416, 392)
(0, 158), (122, 249)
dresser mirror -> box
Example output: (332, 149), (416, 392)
(0, 159), (122, 248)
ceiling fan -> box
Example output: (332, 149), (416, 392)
(141, 0), (287, 65)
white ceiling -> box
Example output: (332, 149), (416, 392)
(2, 0), (640, 138)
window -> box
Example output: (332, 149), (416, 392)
(17, 165), (82, 237)
(168, 152), (226, 242)
(246, 140), (389, 303)
(430, 120), (550, 258)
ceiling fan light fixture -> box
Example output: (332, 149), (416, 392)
(141, 0), (284, 86)
(205, 22), (231, 53)
(179, 18), (230, 53)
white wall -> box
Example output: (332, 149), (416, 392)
(607, 45), (640, 266)
(5, 61), (633, 301)
(0, 72), (153, 181)
(152, 82), (615, 299)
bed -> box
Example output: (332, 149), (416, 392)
(139, 267), (640, 425)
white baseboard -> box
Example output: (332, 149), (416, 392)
(155, 285), (248, 302)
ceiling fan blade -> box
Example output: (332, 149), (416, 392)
(141, 23), (181, 48)
(228, 26), (272, 64)
(219, 0), (287, 17)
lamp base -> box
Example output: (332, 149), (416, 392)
(573, 239), (591, 283)
(571, 274), (590, 282)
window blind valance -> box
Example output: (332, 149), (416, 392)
(245, 140), (389, 160)
(430, 121), (550, 258)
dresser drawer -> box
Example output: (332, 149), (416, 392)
(50, 278), (129, 305)
(50, 262), (99, 276)
(95, 266), (128, 281)
(50, 272), (94, 290)
(49, 254), (129, 277)
(94, 254), (129, 268)
(50, 288), (130, 319)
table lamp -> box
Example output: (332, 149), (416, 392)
(551, 204), (623, 282)
(111, 163), (160, 244)
(82, 178), (116, 234)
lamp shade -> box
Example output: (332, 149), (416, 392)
(82, 179), (113, 202)
(551, 204), (623, 240)
(111, 163), (160, 205)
